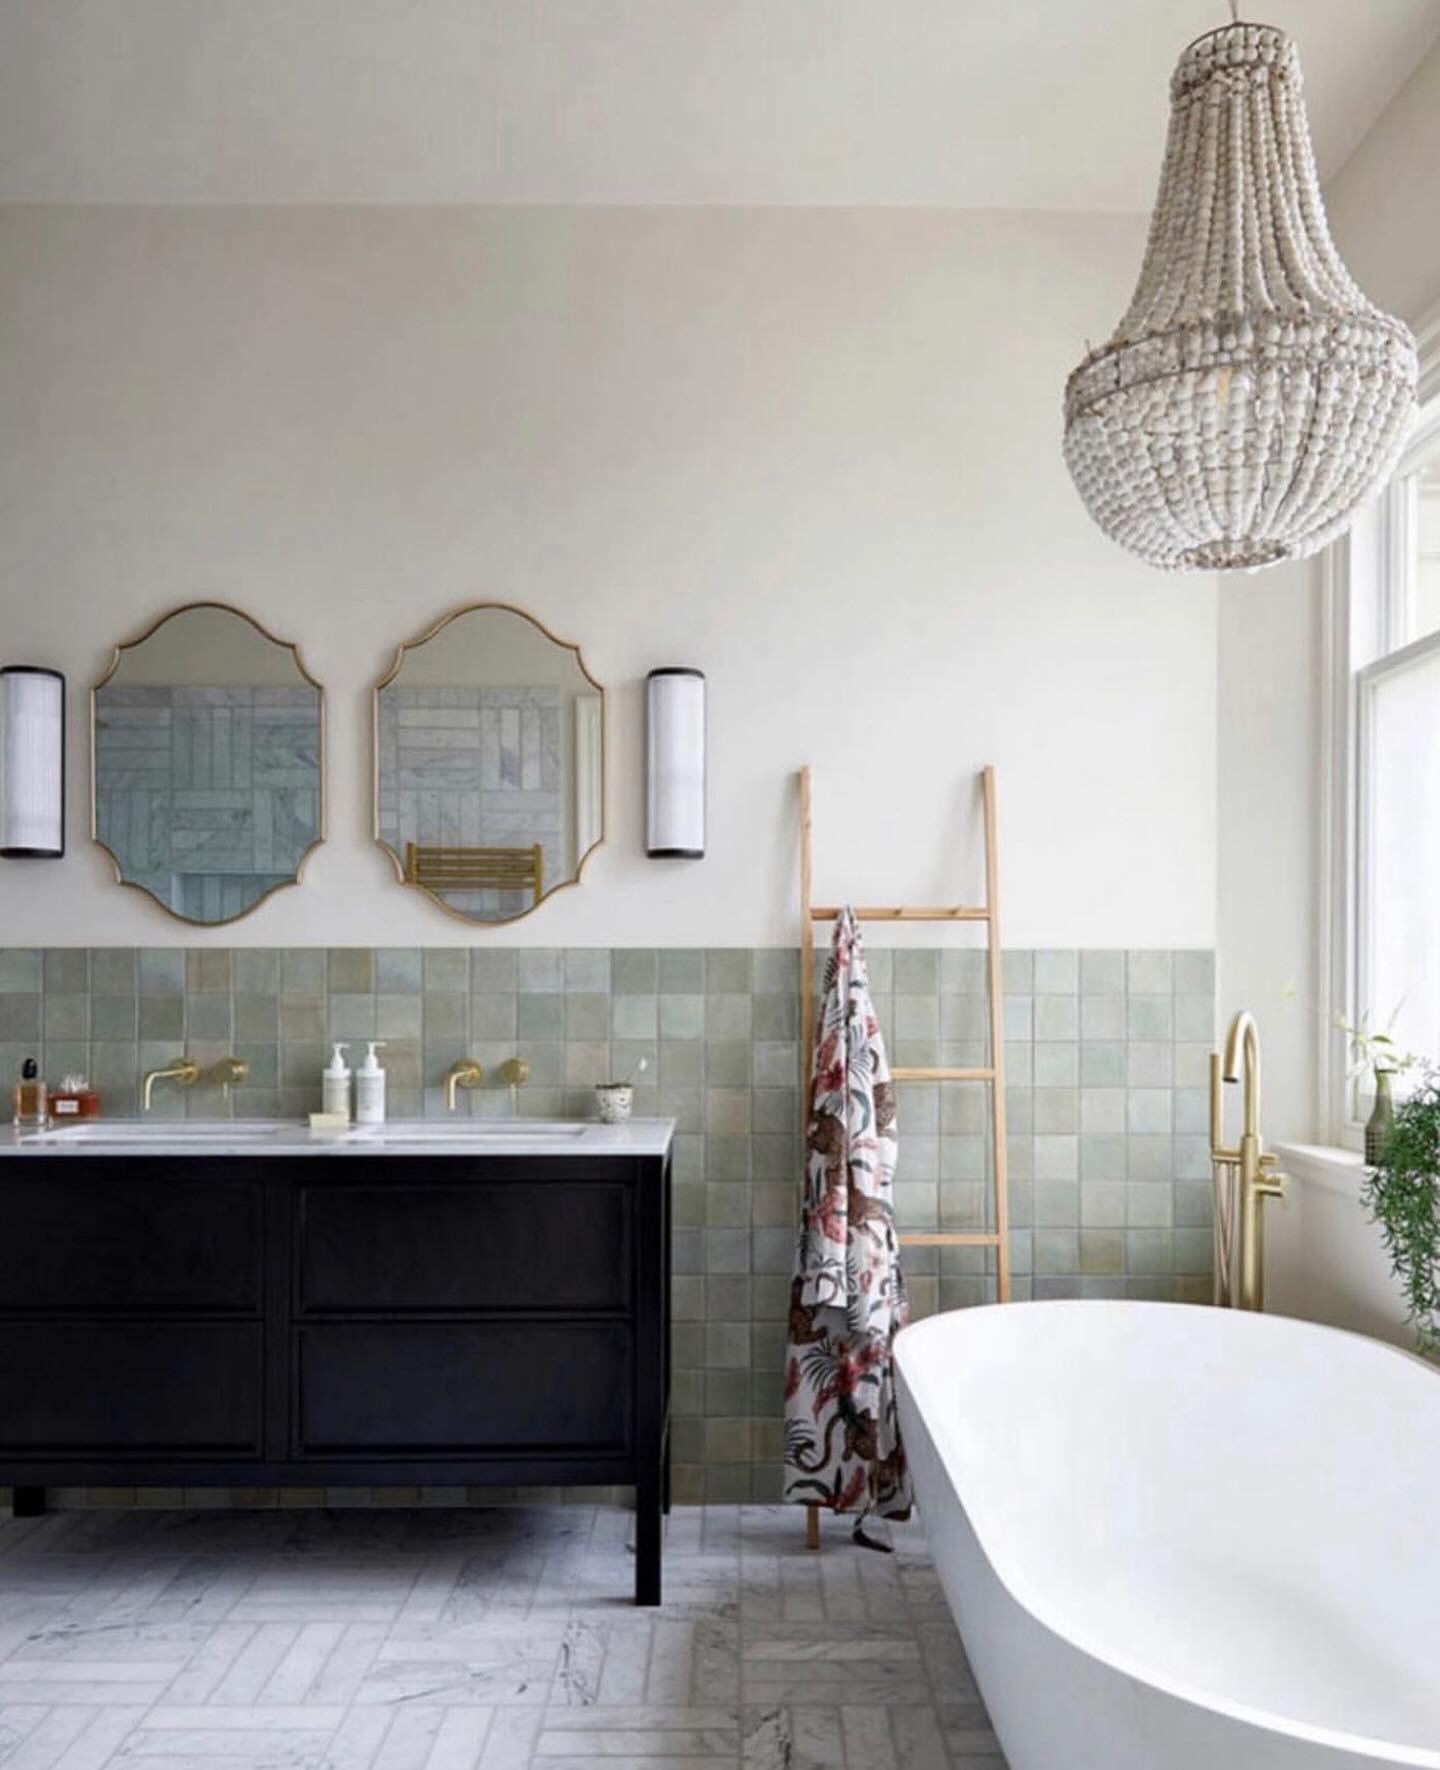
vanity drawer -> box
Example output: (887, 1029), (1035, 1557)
(0, 1173), (261, 1313)
(296, 1180), (632, 1315)
(296, 1321), (632, 1454)
(0, 1322), (262, 1454)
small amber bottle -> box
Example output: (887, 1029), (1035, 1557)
(13, 1057), (47, 1129)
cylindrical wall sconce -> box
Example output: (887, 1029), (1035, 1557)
(0, 667), (65, 858)
(646, 668), (705, 858)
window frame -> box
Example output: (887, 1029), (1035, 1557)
(1321, 300), (1440, 1146)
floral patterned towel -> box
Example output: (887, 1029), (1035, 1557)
(784, 907), (912, 1521)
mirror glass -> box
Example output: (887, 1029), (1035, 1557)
(92, 603), (324, 924)
(375, 604), (604, 924)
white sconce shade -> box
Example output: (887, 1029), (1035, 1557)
(0, 667), (65, 858)
(646, 668), (705, 858)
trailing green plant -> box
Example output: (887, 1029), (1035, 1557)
(1362, 1069), (1440, 1358)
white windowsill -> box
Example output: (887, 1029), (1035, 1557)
(1276, 1142), (1367, 1197)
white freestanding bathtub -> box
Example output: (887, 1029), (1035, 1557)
(894, 1301), (1440, 1770)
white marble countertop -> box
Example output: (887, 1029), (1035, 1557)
(0, 1118), (676, 1158)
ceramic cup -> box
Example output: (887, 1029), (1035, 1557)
(595, 1083), (634, 1124)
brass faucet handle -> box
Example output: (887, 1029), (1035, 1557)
(211, 1056), (250, 1089)
(498, 1057), (530, 1088)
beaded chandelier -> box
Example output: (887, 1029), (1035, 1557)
(1063, 19), (1418, 573)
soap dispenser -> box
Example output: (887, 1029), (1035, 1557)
(355, 1041), (387, 1125)
(323, 1043), (352, 1120)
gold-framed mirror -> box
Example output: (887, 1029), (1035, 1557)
(91, 602), (325, 925)
(374, 603), (605, 925)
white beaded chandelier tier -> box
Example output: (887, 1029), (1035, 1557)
(1063, 19), (1418, 573)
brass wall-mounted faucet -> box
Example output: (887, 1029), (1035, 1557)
(444, 1058), (484, 1111)
(1209, 1010), (1288, 1311)
(142, 1056), (200, 1111)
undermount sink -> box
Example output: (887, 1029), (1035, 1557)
(349, 1121), (587, 1142)
(25, 1121), (286, 1142)
(13, 1118), (601, 1149)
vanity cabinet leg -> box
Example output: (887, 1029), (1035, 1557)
(12, 1487), (45, 1518)
(635, 1464), (662, 1607)
(662, 1426), (672, 1517)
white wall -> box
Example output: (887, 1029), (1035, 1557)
(1217, 39), (1440, 1346)
(1217, 37), (1440, 1148)
(0, 204), (1216, 947)
(1324, 41), (1440, 330)
(1216, 562), (1321, 1144)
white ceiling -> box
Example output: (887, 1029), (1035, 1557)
(1, 0), (1438, 208)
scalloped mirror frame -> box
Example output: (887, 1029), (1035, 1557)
(90, 600), (327, 927)
(372, 601), (607, 929)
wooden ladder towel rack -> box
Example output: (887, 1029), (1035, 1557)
(798, 765), (1012, 1550)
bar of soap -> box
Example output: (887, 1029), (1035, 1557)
(308, 1111), (350, 1132)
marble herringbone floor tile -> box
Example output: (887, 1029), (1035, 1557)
(0, 1505), (1007, 1769)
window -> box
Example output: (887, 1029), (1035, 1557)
(1329, 386), (1440, 1140)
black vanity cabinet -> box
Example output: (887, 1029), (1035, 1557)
(0, 1149), (672, 1603)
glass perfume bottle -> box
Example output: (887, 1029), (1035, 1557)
(13, 1057), (46, 1129)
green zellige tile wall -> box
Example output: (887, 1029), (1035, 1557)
(0, 944), (1215, 1503)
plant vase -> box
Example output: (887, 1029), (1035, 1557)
(1366, 1068), (1397, 1167)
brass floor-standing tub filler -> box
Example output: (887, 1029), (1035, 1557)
(1209, 1010), (1288, 1312)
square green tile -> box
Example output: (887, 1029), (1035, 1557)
(91, 995), (138, 1041)
(421, 949), (467, 993)
(234, 994), (279, 1040)
(329, 994), (377, 1038)
(704, 1041), (751, 1086)
(376, 948), (423, 992)
(516, 950), (562, 993)
(564, 949), (611, 992)
(612, 995), (657, 1040)
(186, 950), (232, 993)
(659, 995), (704, 1041)
(470, 950), (517, 993)
(280, 950), (325, 997)
(894, 950), (940, 993)
(280, 1000), (326, 1043)
(659, 950), (706, 994)
(0, 950), (42, 992)
(0, 995), (41, 1042)
(90, 949), (137, 994)
(751, 950), (798, 995)
(44, 995), (89, 1039)
(705, 950), (752, 993)
(233, 950), (280, 994)
(425, 993), (470, 1040)
(44, 949), (89, 993)
(611, 950), (657, 994)
(376, 994), (424, 1039)
(705, 994), (752, 1041)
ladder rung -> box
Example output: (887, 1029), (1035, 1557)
(892, 1066), (995, 1082)
(899, 1232), (1000, 1247)
(809, 905), (989, 922)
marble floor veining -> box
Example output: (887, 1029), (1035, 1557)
(0, 1504), (1007, 1769)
